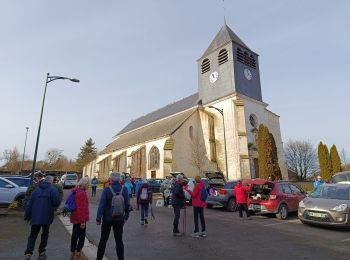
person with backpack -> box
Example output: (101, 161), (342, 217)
(233, 180), (253, 220)
(69, 177), (90, 260)
(24, 175), (61, 260)
(91, 176), (99, 197)
(171, 174), (186, 236)
(136, 179), (153, 225)
(96, 172), (130, 260)
(185, 176), (207, 238)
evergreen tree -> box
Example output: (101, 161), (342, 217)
(318, 142), (332, 181)
(76, 138), (97, 172)
(330, 144), (341, 174)
(257, 124), (268, 179)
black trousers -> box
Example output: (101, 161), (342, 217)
(238, 203), (250, 218)
(71, 224), (86, 253)
(173, 205), (181, 233)
(97, 220), (124, 260)
(193, 207), (206, 233)
(25, 224), (50, 255)
(92, 186), (97, 197)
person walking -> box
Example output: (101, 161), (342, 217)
(171, 174), (185, 236)
(185, 176), (207, 238)
(69, 177), (90, 260)
(124, 177), (133, 198)
(91, 176), (98, 197)
(24, 175), (61, 260)
(135, 178), (143, 210)
(96, 172), (130, 260)
(233, 180), (253, 220)
(136, 179), (153, 225)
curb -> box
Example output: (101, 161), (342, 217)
(58, 215), (109, 260)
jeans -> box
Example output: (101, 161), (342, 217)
(92, 186), (97, 197)
(25, 224), (50, 255)
(71, 224), (86, 253)
(238, 203), (250, 218)
(140, 203), (149, 220)
(193, 207), (205, 233)
(96, 220), (124, 260)
(173, 205), (181, 233)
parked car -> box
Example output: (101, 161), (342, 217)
(147, 178), (164, 193)
(0, 177), (28, 207)
(298, 183), (350, 226)
(247, 179), (307, 220)
(206, 181), (237, 211)
(60, 173), (78, 189)
(332, 171), (350, 184)
(3, 176), (31, 187)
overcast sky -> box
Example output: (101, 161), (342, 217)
(0, 0), (349, 161)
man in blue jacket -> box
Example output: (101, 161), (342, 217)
(96, 172), (130, 260)
(24, 175), (61, 260)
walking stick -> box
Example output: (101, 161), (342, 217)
(150, 203), (155, 220)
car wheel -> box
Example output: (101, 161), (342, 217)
(276, 204), (288, 220)
(227, 198), (236, 212)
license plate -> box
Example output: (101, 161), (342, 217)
(308, 212), (327, 218)
(249, 204), (261, 211)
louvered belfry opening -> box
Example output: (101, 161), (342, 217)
(236, 48), (256, 69)
(201, 58), (210, 74)
(218, 49), (228, 65)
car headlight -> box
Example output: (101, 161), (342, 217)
(332, 204), (348, 212)
(299, 200), (305, 208)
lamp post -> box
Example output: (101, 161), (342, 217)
(20, 127), (29, 174)
(208, 106), (229, 180)
(30, 73), (79, 183)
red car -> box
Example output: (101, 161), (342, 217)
(244, 179), (307, 220)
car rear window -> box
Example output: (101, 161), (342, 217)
(310, 185), (350, 200)
(66, 175), (77, 180)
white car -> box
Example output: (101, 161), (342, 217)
(0, 177), (28, 207)
(60, 173), (78, 189)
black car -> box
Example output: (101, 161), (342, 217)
(147, 178), (164, 193)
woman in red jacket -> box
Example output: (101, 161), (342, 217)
(186, 176), (207, 238)
(70, 177), (90, 260)
(233, 180), (252, 219)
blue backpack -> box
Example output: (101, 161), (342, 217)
(200, 187), (208, 202)
(63, 191), (77, 216)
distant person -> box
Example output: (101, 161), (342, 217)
(185, 176), (207, 238)
(314, 175), (325, 189)
(69, 177), (90, 260)
(96, 173), (131, 260)
(135, 179), (143, 209)
(124, 177), (133, 198)
(91, 176), (99, 197)
(24, 175), (61, 260)
(136, 179), (153, 225)
(171, 174), (186, 236)
(233, 180), (253, 220)
(25, 171), (45, 204)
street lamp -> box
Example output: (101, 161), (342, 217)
(20, 127), (29, 174)
(30, 73), (79, 183)
(208, 106), (229, 180)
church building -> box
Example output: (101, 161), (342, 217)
(83, 23), (288, 181)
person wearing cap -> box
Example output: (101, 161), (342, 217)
(24, 171), (45, 206)
(171, 174), (186, 236)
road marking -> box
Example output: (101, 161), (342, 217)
(263, 222), (286, 227)
(341, 237), (350, 242)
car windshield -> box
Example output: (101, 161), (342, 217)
(310, 185), (350, 200)
(6, 178), (30, 187)
(66, 175), (77, 180)
(332, 172), (350, 183)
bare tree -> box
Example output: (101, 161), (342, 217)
(189, 136), (208, 175)
(340, 148), (350, 167)
(1, 147), (21, 173)
(45, 148), (64, 169)
(284, 140), (319, 180)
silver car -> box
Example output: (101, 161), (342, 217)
(298, 183), (350, 226)
(0, 177), (28, 207)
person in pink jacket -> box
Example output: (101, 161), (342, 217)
(186, 176), (207, 238)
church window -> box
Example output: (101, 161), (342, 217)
(250, 55), (256, 69)
(189, 126), (194, 140)
(237, 48), (244, 63)
(208, 116), (217, 162)
(218, 49), (228, 65)
(244, 52), (249, 65)
(201, 59), (210, 74)
(148, 146), (160, 170)
(236, 48), (256, 70)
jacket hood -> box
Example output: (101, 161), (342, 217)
(39, 181), (51, 189)
(236, 182), (242, 188)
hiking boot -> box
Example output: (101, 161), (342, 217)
(200, 231), (207, 237)
(173, 232), (182, 237)
(37, 252), (47, 260)
(191, 232), (200, 238)
(140, 220), (144, 225)
(144, 219), (148, 225)
(24, 254), (32, 260)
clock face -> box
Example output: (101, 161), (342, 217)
(209, 71), (219, 83)
(244, 68), (252, 81)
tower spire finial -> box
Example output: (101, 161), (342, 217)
(222, 0), (226, 25)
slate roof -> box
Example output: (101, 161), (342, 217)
(100, 108), (197, 155)
(116, 93), (200, 136)
(202, 23), (251, 58)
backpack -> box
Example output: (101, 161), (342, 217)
(109, 185), (125, 217)
(200, 187), (208, 202)
(140, 187), (149, 201)
(63, 190), (77, 216)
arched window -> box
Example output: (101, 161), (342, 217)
(218, 49), (228, 65)
(201, 58), (210, 74)
(148, 146), (160, 170)
(189, 126), (194, 140)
